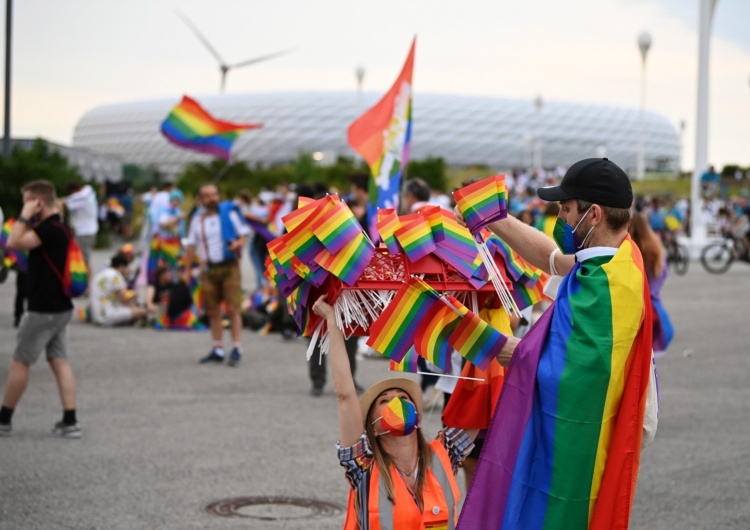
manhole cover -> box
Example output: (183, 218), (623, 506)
(205, 496), (344, 521)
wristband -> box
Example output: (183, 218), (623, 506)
(17, 216), (31, 224)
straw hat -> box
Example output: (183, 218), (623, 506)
(359, 378), (423, 426)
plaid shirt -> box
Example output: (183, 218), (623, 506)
(337, 428), (473, 530)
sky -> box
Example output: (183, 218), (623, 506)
(2, 0), (749, 171)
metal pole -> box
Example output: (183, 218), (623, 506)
(690, 0), (718, 251)
(2, 0), (11, 159)
(637, 32), (652, 181)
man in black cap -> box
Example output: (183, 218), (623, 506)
(454, 158), (658, 529)
(467, 158), (635, 278)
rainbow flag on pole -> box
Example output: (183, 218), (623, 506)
(459, 236), (653, 530)
(348, 37), (415, 238)
(160, 95), (261, 160)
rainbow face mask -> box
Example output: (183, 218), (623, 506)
(552, 207), (593, 254)
(373, 396), (419, 437)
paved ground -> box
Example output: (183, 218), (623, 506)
(0, 251), (749, 529)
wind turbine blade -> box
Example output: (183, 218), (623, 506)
(230, 48), (295, 69)
(175, 10), (226, 66)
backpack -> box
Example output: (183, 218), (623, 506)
(42, 222), (89, 298)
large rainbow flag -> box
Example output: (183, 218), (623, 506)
(459, 236), (653, 530)
(160, 95), (262, 160)
(347, 37), (415, 238)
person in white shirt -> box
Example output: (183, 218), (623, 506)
(182, 185), (250, 367)
(63, 183), (98, 270)
(90, 253), (147, 326)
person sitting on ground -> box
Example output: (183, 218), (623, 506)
(311, 295), (474, 530)
(90, 252), (148, 326)
(145, 265), (173, 316)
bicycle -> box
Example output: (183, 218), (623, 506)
(659, 231), (689, 276)
(700, 236), (750, 274)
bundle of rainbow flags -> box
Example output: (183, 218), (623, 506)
(263, 179), (549, 372)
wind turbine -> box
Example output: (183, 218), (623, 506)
(176, 11), (294, 93)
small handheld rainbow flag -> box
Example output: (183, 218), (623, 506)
(389, 346), (420, 373)
(446, 296), (508, 371)
(366, 277), (441, 362)
(453, 174), (508, 235)
(160, 95), (261, 160)
(414, 298), (462, 372)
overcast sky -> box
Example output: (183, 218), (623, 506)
(3, 0), (750, 170)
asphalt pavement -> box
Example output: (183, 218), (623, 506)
(0, 250), (748, 529)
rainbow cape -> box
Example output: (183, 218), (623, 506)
(347, 37), (415, 238)
(459, 237), (653, 530)
(160, 95), (261, 160)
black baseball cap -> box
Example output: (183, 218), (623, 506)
(536, 158), (633, 209)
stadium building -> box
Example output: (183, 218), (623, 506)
(72, 92), (680, 180)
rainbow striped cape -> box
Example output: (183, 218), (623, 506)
(459, 237), (653, 530)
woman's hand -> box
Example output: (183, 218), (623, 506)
(312, 295), (335, 321)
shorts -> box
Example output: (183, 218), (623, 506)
(14, 310), (73, 365)
(201, 261), (243, 312)
(94, 306), (134, 326)
(76, 234), (96, 265)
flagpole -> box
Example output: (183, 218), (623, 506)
(212, 156), (232, 184)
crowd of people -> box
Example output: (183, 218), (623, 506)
(2, 158), (747, 528)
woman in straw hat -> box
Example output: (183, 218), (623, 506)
(312, 295), (474, 530)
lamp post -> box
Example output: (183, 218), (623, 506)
(355, 66), (365, 98)
(636, 31), (652, 181)
(690, 0), (719, 251)
(2, 0), (12, 159)
(533, 95), (543, 171)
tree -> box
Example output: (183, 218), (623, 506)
(406, 157), (446, 192)
(0, 139), (83, 217)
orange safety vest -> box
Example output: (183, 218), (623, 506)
(343, 439), (461, 530)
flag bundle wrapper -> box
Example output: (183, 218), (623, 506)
(348, 38), (415, 238)
(1, 219), (28, 272)
(160, 95), (261, 160)
(458, 236), (653, 530)
(453, 174), (508, 235)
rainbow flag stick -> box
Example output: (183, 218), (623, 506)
(416, 371), (485, 382)
(476, 237), (521, 318)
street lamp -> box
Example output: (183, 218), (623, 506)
(690, 0), (719, 251)
(679, 119), (686, 174)
(533, 95), (543, 171)
(3, 0), (12, 159)
(636, 31), (652, 181)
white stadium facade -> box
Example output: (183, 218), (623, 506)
(72, 92), (680, 180)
